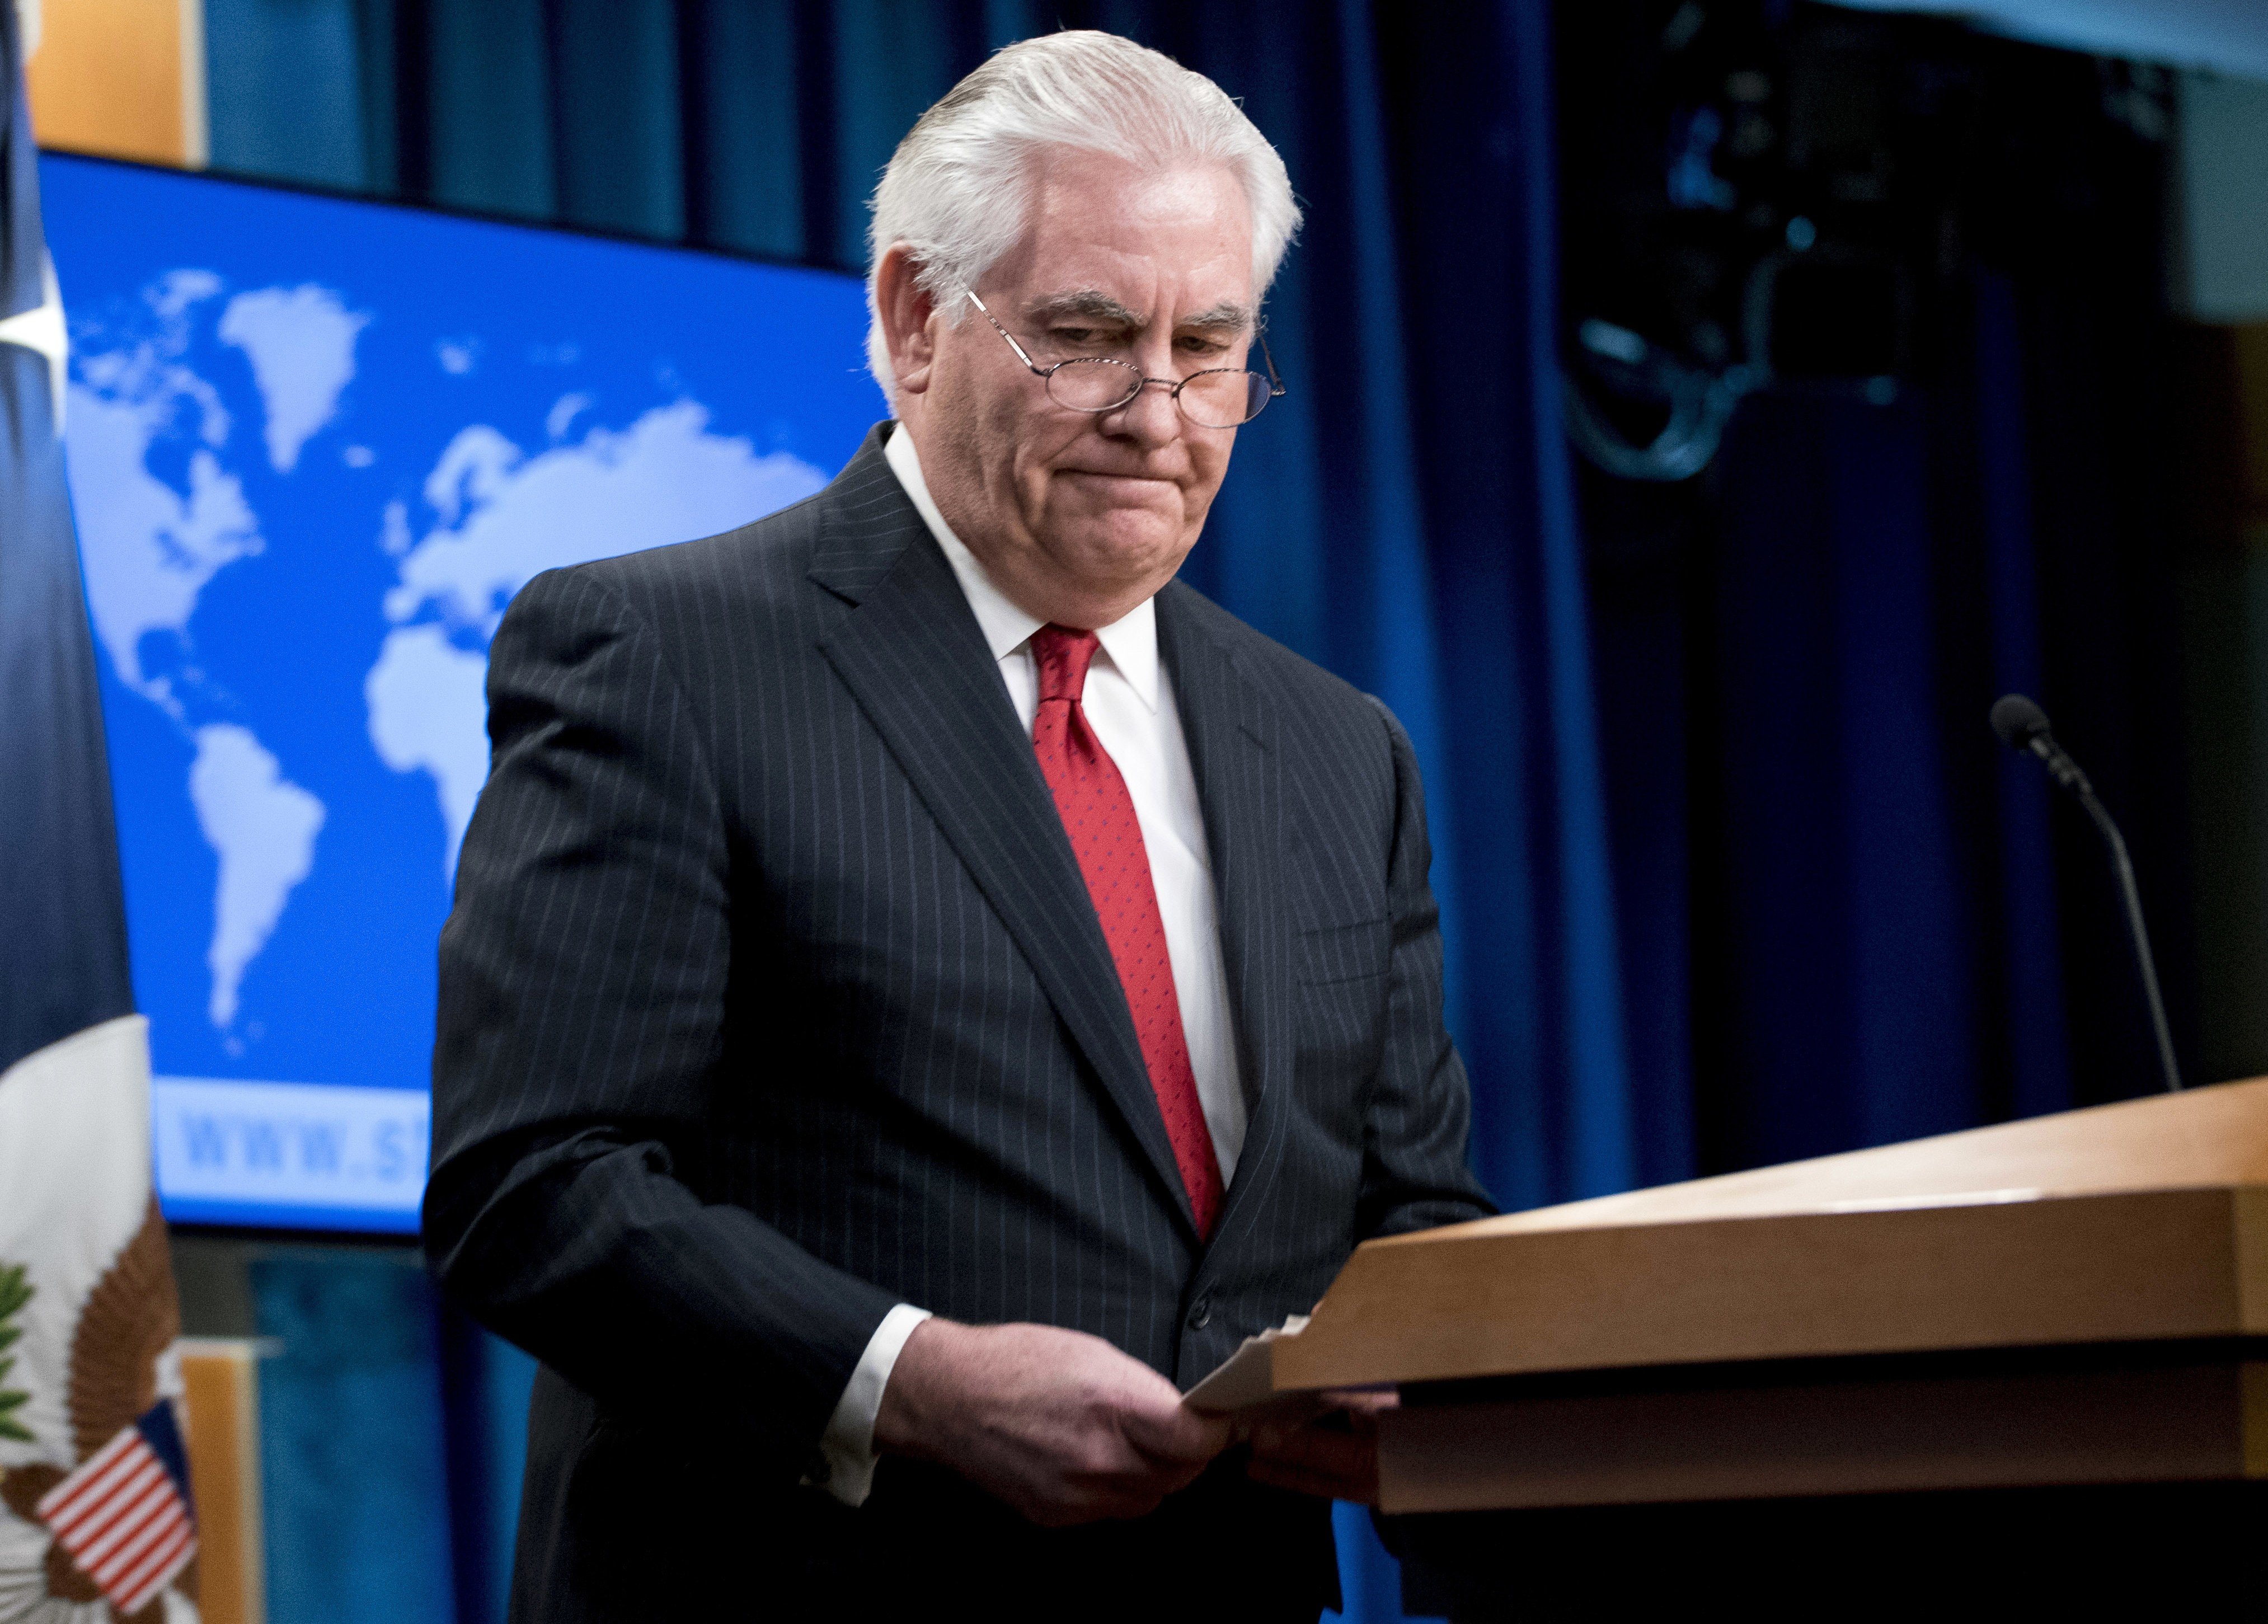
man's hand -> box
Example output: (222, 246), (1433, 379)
(873, 1318), (1232, 1527)
(1243, 1389), (1395, 1504)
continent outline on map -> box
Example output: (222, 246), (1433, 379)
(68, 251), (842, 1053)
(372, 397), (828, 882)
(67, 269), (344, 1041)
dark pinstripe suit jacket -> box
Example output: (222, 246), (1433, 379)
(425, 424), (1493, 1617)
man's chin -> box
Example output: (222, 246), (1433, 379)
(1053, 525), (1189, 588)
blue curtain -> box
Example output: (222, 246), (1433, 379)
(1565, 29), (2196, 1176)
(1679, 284), (2190, 1167)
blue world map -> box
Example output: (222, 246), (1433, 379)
(46, 156), (876, 1222)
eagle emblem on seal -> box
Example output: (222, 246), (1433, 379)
(0, 1197), (199, 1622)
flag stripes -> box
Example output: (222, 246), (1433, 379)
(36, 1407), (199, 1613)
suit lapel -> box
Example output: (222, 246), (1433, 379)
(1155, 583), (1294, 1248)
(812, 431), (1199, 1233)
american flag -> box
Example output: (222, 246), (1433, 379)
(4, 3), (196, 1613)
(34, 1402), (199, 1614)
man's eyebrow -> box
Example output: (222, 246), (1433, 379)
(1028, 290), (1143, 326)
(1022, 292), (1255, 334)
(1179, 302), (1254, 334)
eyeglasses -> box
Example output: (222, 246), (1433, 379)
(966, 290), (1286, 429)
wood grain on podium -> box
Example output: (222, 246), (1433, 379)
(1205, 1076), (2268, 1514)
(1276, 1076), (2268, 1392)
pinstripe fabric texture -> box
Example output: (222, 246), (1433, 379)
(424, 424), (1494, 1616)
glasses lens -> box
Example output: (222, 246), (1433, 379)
(1176, 369), (1271, 429)
(1046, 359), (1143, 412)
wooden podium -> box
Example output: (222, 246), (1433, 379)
(1195, 1077), (2268, 1617)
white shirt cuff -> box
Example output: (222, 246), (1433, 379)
(809, 1303), (932, 1508)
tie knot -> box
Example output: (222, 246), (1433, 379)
(1031, 625), (1101, 706)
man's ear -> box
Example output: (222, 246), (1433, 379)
(877, 244), (940, 397)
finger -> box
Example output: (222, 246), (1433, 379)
(1138, 1453), (1214, 1501)
(1247, 1429), (1380, 1497)
(1245, 1455), (1378, 1503)
(1063, 1431), (1214, 1504)
(1318, 1387), (1399, 1418)
(1251, 1424), (1374, 1480)
(1123, 1400), (1232, 1466)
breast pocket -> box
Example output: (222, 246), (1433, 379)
(1295, 917), (1390, 985)
(1293, 917), (1391, 1121)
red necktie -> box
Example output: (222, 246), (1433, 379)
(1029, 624), (1225, 1239)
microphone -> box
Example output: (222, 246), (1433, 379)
(1990, 694), (2181, 1092)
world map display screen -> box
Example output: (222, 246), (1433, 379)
(50, 155), (878, 1232)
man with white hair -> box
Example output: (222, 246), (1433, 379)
(426, 30), (1492, 1618)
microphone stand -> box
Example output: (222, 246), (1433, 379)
(2068, 779), (2182, 1095)
(2006, 715), (2183, 1095)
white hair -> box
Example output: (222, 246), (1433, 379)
(865, 30), (1301, 407)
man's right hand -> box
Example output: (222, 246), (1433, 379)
(872, 1317), (1231, 1527)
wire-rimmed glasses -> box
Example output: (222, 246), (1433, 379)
(966, 290), (1285, 429)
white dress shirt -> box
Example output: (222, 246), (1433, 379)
(808, 426), (1247, 1506)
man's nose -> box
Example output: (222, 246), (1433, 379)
(1102, 374), (1183, 444)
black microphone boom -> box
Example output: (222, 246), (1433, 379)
(1990, 694), (2182, 1093)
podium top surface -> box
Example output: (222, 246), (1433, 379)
(1237, 1076), (2268, 1399)
(1429, 1072), (2268, 1240)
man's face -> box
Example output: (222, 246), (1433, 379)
(903, 150), (1256, 627)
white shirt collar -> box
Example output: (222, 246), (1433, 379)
(882, 423), (1160, 712)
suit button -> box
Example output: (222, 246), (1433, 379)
(1188, 1296), (1213, 1330)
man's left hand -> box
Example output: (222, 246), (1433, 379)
(1242, 1389), (1396, 1504)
